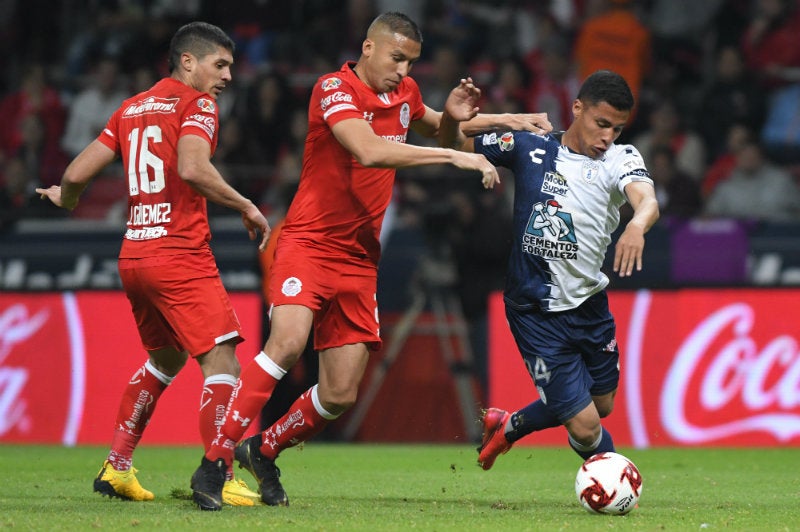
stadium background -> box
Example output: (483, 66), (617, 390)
(1, 0), (799, 448)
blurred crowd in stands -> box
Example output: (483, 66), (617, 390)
(2, 0), (800, 237)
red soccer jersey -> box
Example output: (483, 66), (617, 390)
(281, 61), (425, 265)
(97, 78), (220, 258)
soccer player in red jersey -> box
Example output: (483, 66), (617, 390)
(37, 22), (269, 506)
(191, 12), (552, 510)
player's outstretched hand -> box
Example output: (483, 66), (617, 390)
(444, 77), (481, 122)
(241, 203), (271, 252)
(452, 151), (499, 189)
(36, 185), (67, 208)
(613, 224), (645, 277)
(507, 113), (553, 136)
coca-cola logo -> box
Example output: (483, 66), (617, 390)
(0, 294), (86, 444)
(661, 302), (800, 443)
(0, 303), (49, 437)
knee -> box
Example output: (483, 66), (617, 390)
(149, 350), (188, 377)
(318, 385), (358, 415)
(565, 410), (602, 446)
(266, 335), (309, 363)
(593, 396), (615, 418)
(569, 423), (602, 447)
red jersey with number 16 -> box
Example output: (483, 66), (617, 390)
(97, 78), (220, 259)
(281, 61), (426, 266)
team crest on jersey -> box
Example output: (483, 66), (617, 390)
(582, 160), (600, 183)
(281, 277), (302, 297)
(499, 132), (515, 151)
(321, 77), (342, 91)
(400, 102), (410, 128)
(196, 98), (215, 113)
(482, 132), (498, 145)
(521, 200), (578, 260)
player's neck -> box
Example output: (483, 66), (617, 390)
(560, 129), (579, 153)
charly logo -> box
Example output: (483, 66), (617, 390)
(661, 302), (800, 443)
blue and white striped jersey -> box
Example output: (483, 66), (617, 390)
(474, 130), (653, 312)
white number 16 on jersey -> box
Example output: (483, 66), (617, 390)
(127, 126), (165, 195)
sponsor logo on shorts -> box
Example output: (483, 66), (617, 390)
(281, 277), (302, 297)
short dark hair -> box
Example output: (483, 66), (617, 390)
(576, 70), (634, 111)
(168, 22), (234, 72)
(368, 12), (423, 43)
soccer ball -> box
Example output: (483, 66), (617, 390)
(575, 452), (642, 515)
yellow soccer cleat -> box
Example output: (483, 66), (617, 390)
(222, 477), (262, 506)
(94, 460), (155, 501)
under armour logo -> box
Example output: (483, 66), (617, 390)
(231, 410), (251, 427)
(363, 112), (374, 123)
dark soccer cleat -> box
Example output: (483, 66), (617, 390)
(191, 456), (226, 511)
(235, 435), (289, 506)
(477, 408), (513, 471)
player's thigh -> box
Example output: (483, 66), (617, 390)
(264, 304), (315, 366)
(563, 401), (602, 441)
(506, 306), (594, 423)
(318, 342), (370, 400)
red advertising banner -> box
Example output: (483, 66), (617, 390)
(0, 291), (262, 445)
(488, 289), (800, 447)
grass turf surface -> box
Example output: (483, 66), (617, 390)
(1, 444), (798, 530)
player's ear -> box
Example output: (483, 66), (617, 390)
(362, 38), (374, 57)
(180, 52), (195, 73)
(572, 99), (583, 119)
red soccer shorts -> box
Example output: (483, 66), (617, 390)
(119, 250), (244, 357)
(268, 243), (381, 352)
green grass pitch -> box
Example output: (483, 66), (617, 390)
(1, 444), (799, 530)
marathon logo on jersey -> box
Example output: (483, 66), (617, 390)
(122, 96), (179, 117)
(184, 113), (216, 138)
(400, 102), (410, 128)
(320, 91), (354, 111)
(541, 171), (569, 197)
(196, 98), (216, 113)
(321, 77), (342, 91)
(499, 132), (515, 151)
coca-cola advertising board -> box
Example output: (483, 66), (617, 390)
(0, 291), (262, 445)
(488, 289), (800, 447)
